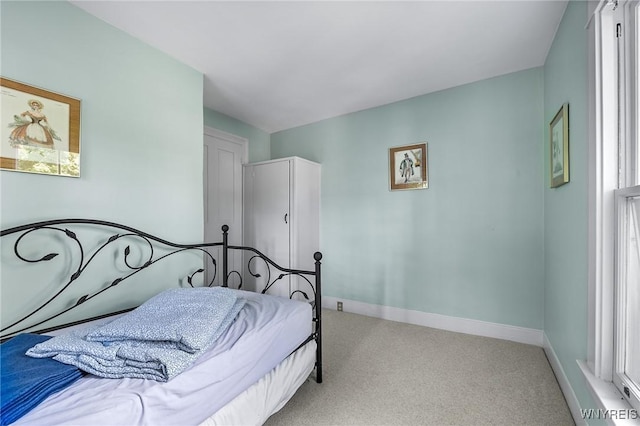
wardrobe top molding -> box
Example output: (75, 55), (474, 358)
(244, 156), (320, 167)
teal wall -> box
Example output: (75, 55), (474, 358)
(1, 1), (204, 324)
(272, 68), (545, 330)
(1, 1), (203, 236)
(543, 0), (596, 413)
(204, 108), (270, 162)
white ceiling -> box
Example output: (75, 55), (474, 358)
(71, 1), (568, 134)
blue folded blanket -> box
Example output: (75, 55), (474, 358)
(1, 333), (84, 426)
(27, 287), (246, 382)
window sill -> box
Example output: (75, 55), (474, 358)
(578, 360), (640, 425)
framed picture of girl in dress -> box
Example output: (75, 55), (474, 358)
(549, 103), (569, 188)
(389, 143), (428, 191)
(1, 77), (81, 177)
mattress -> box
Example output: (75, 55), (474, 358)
(14, 290), (312, 425)
(202, 339), (316, 426)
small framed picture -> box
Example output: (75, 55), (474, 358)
(1, 77), (81, 177)
(549, 103), (569, 188)
(389, 143), (428, 191)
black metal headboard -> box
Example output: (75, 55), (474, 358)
(0, 219), (322, 382)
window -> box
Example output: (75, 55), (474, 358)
(618, 0), (639, 189)
(614, 1), (640, 410)
(587, 0), (640, 414)
(615, 188), (640, 410)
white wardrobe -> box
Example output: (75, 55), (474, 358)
(243, 156), (321, 297)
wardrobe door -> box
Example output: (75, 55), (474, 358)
(244, 160), (291, 297)
(288, 158), (320, 299)
(290, 158), (320, 271)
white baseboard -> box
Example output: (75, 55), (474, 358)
(322, 296), (543, 346)
(543, 333), (587, 426)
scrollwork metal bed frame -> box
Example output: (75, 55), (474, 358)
(0, 218), (322, 383)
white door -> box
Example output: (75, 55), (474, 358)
(244, 160), (291, 297)
(203, 127), (247, 287)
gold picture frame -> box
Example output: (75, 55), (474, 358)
(1, 77), (81, 177)
(389, 143), (428, 191)
(549, 103), (569, 188)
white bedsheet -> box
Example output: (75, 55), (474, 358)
(15, 290), (312, 426)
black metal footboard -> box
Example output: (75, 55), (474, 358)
(0, 219), (322, 383)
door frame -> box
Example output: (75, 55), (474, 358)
(203, 126), (248, 285)
(203, 126), (248, 160)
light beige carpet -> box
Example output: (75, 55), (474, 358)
(265, 309), (574, 426)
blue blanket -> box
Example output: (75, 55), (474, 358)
(1, 333), (84, 426)
(27, 287), (245, 382)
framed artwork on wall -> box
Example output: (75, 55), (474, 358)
(549, 103), (569, 188)
(389, 142), (428, 191)
(0, 77), (81, 177)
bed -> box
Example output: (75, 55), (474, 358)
(0, 219), (322, 425)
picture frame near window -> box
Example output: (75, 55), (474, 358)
(549, 103), (569, 188)
(0, 77), (81, 177)
(389, 143), (428, 191)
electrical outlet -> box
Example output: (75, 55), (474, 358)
(337, 301), (343, 312)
